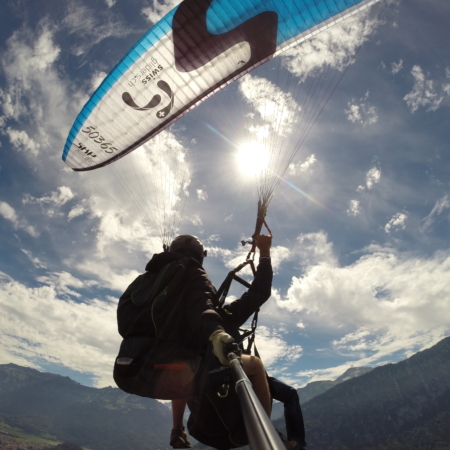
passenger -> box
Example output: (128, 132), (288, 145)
(113, 235), (271, 449)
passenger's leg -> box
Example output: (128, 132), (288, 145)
(155, 361), (196, 399)
(269, 377), (306, 448)
(170, 396), (192, 448)
(172, 398), (187, 428)
(163, 362), (198, 448)
(241, 355), (271, 417)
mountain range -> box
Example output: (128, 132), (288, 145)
(1, 336), (450, 449)
(271, 366), (373, 421)
(0, 364), (173, 449)
(273, 336), (450, 450)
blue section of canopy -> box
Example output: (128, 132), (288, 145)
(63, 9), (178, 161)
(63, 0), (370, 162)
(206, 0), (366, 45)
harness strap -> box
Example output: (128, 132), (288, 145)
(240, 309), (259, 356)
(215, 260), (255, 307)
(215, 204), (272, 356)
(215, 260), (260, 356)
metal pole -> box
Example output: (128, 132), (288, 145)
(228, 352), (285, 450)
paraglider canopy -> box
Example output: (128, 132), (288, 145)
(62, 0), (383, 251)
(62, 0), (380, 172)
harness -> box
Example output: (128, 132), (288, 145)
(214, 208), (272, 358)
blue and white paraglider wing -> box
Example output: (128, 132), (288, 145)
(62, 0), (379, 171)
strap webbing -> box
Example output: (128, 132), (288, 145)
(215, 261), (259, 356)
(215, 210), (272, 356)
(215, 260), (254, 308)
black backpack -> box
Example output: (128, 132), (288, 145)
(114, 257), (198, 399)
(117, 257), (193, 340)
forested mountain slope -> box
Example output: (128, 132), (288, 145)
(0, 364), (173, 450)
(273, 336), (450, 450)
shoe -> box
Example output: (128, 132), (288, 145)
(170, 427), (192, 449)
(276, 430), (305, 450)
(286, 442), (306, 450)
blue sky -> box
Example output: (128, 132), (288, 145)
(0, 0), (449, 390)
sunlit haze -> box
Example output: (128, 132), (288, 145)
(236, 142), (271, 177)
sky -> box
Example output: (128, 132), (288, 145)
(0, 0), (449, 392)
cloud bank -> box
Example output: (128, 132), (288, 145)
(277, 233), (450, 372)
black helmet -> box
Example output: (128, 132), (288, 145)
(169, 235), (207, 263)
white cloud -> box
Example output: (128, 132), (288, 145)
(358, 167), (381, 191)
(421, 194), (450, 232)
(83, 130), (192, 253)
(366, 167), (381, 189)
(75, 257), (141, 294)
(282, 10), (380, 81)
(22, 187), (75, 218)
(295, 364), (352, 385)
(239, 75), (300, 138)
(0, 201), (18, 224)
(292, 232), (337, 269)
(1, 24), (60, 93)
(295, 360), (380, 386)
(197, 188), (208, 201)
(141, 0), (182, 24)
(37, 271), (87, 297)
(404, 66), (444, 113)
(68, 202), (88, 221)
(23, 186), (74, 206)
(64, 3), (135, 56)
(269, 246), (291, 273)
(0, 272), (13, 282)
(21, 249), (47, 269)
(347, 199), (360, 216)
(345, 92), (378, 125)
(2, 123), (194, 302)
(0, 201), (38, 237)
(90, 70), (107, 93)
(189, 214), (203, 227)
(346, 104), (362, 123)
(0, 277), (121, 387)
(255, 326), (303, 371)
(5, 127), (40, 156)
(92, 207), (153, 256)
(385, 212), (407, 233)
(9, 25), (60, 74)
(331, 327), (447, 366)
(277, 236), (450, 368)
(391, 59), (403, 75)
(0, 22), (83, 158)
(0, 87), (22, 122)
(444, 68), (450, 95)
(205, 234), (221, 245)
(288, 154), (316, 176)
(105, 0), (117, 7)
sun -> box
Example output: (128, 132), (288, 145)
(236, 142), (270, 177)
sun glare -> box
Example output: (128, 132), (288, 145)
(236, 142), (270, 177)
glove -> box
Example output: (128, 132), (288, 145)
(209, 330), (234, 365)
